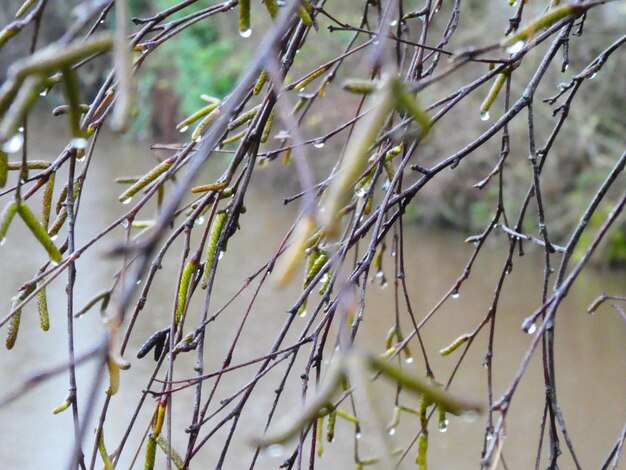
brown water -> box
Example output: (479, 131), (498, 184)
(0, 118), (624, 469)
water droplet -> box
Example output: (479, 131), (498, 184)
(194, 136), (203, 143)
(99, 19), (105, 24)
(49, 259), (59, 267)
(0, 237), (6, 246)
(354, 186), (368, 198)
(121, 197), (132, 205)
(50, 234), (58, 241)
(462, 410), (479, 423)
(375, 270), (384, 279)
(239, 28), (252, 38)
(195, 216), (205, 226)
(388, 427), (396, 436)
(451, 289), (460, 299)
(391, 250), (396, 257)
(265, 444), (284, 458)
(563, 63), (569, 72)
(355, 432), (362, 440)
(136, 279), (142, 285)
(438, 419), (449, 432)
(299, 310), (307, 318)
(218, 251), (224, 260)
(313, 139), (325, 149)
(380, 280), (388, 289)
(71, 137), (88, 149)
(486, 431), (495, 441)
(526, 322), (537, 335)
(18, 127), (24, 132)
(373, 38), (380, 45)
(120, 218), (129, 228)
(39, 88), (48, 97)
(589, 72), (597, 80)
(179, 125), (189, 133)
(480, 111), (490, 121)
(390, 20), (398, 27)
(506, 40), (524, 54)
(2, 134), (24, 153)
(405, 356), (414, 364)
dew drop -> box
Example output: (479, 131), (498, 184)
(391, 250), (396, 257)
(373, 38), (380, 45)
(239, 28), (252, 38)
(526, 322), (537, 335)
(380, 280), (388, 289)
(179, 125), (189, 133)
(505, 40), (524, 54)
(39, 88), (48, 97)
(121, 197), (132, 205)
(486, 431), (495, 441)
(589, 72), (597, 80)
(2, 134), (24, 153)
(99, 19), (105, 24)
(563, 63), (569, 72)
(50, 234), (58, 241)
(265, 444), (284, 458)
(480, 111), (490, 121)
(0, 237), (6, 246)
(194, 136), (203, 143)
(355, 432), (362, 440)
(354, 186), (368, 198)
(404, 356), (414, 364)
(218, 251), (224, 260)
(375, 270), (384, 279)
(18, 127), (24, 132)
(313, 139), (325, 149)
(195, 216), (205, 225)
(299, 310), (307, 318)
(49, 259), (60, 267)
(388, 427), (396, 436)
(438, 419), (449, 432)
(136, 279), (142, 285)
(451, 289), (460, 299)
(120, 218), (129, 228)
(390, 20), (398, 27)
(71, 137), (88, 149)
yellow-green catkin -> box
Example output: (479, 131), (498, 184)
(239, 0), (251, 36)
(55, 180), (80, 214)
(0, 201), (18, 241)
(52, 398), (71, 414)
(155, 436), (184, 470)
(261, 109), (274, 144)
(0, 150), (7, 187)
(175, 255), (198, 324)
(144, 436), (157, 470)
(391, 81), (431, 137)
(437, 404), (448, 432)
(342, 79), (380, 94)
(316, 416), (324, 457)
(6, 302), (21, 349)
(61, 66), (83, 137)
(41, 173), (54, 230)
(118, 157), (175, 203)
(439, 333), (471, 357)
(201, 211), (227, 289)
(17, 202), (62, 263)
(176, 102), (219, 131)
(191, 108), (220, 142)
(48, 208), (67, 238)
(501, 5), (579, 49)
(293, 66), (329, 91)
(7, 160), (50, 170)
(106, 356), (120, 396)
(326, 410), (337, 442)
(153, 400), (167, 437)
(15, 0), (37, 18)
(97, 429), (114, 470)
(480, 71), (507, 119)
(416, 432), (428, 469)
(253, 70), (268, 95)
(263, 0), (279, 18)
(227, 105), (260, 132)
(297, 2), (314, 27)
(37, 284), (49, 331)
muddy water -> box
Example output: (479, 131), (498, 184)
(0, 119), (624, 469)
